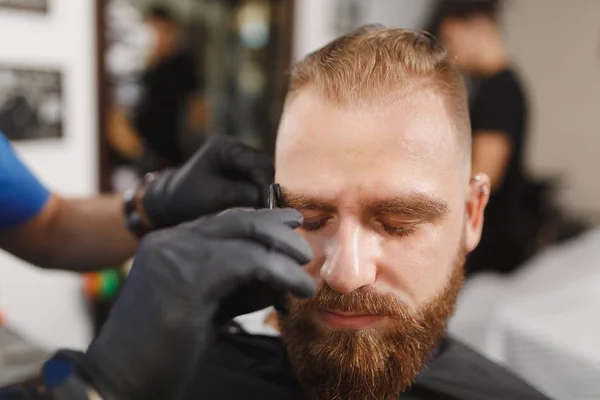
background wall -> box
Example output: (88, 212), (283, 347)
(293, 0), (435, 61)
(0, 0), (97, 350)
(361, 0), (435, 32)
(502, 0), (600, 219)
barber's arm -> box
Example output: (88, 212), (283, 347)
(0, 194), (138, 271)
(9, 209), (313, 400)
(186, 94), (208, 133)
(184, 53), (208, 134)
(0, 136), (273, 271)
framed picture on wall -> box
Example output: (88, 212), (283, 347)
(0, 0), (49, 13)
(0, 65), (63, 141)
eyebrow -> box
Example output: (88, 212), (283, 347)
(369, 195), (449, 220)
(280, 190), (337, 212)
(279, 188), (449, 220)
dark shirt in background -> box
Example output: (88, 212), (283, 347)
(133, 51), (202, 168)
(466, 68), (535, 276)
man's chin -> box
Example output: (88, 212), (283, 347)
(280, 314), (430, 400)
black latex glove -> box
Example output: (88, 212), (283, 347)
(142, 136), (274, 228)
(84, 208), (315, 400)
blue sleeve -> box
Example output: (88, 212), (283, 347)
(0, 133), (51, 230)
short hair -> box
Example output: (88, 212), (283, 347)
(427, 0), (502, 37)
(287, 24), (471, 154)
(146, 5), (176, 24)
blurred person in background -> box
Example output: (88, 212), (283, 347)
(428, 0), (541, 276)
(107, 4), (207, 175)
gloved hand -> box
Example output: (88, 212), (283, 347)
(83, 209), (315, 400)
(142, 136), (274, 228)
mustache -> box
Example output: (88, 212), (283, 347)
(297, 284), (414, 318)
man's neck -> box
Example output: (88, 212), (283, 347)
(147, 45), (180, 67)
(472, 49), (509, 77)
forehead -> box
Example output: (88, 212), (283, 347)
(275, 87), (463, 202)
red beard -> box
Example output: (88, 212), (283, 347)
(279, 248), (466, 400)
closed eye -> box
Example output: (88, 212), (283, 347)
(377, 219), (418, 237)
(303, 217), (418, 237)
(380, 223), (417, 237)
(302, 217), (332, 232)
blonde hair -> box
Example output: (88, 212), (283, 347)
(288, 24), (471, 151)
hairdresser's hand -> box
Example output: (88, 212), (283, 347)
(84, 209), (315, 400)
(142, 136), (274, 228)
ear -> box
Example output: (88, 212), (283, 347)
(464, 174), (490, 252)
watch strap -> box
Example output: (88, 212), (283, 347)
(123, 173), (157, 238)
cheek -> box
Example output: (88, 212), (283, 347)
(378, 220), (462, 306)
(298, 230), (328, 285)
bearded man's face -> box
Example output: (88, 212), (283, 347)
(274, 87), (489, 399)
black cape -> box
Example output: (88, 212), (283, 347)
(183, 331), (550, 400)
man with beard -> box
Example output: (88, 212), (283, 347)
(182, 25), (549, 400)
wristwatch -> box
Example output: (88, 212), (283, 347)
(123, 172), (157, 238)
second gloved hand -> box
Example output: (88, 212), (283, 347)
(84, 208), (315, 400)
(142, 136), (274, 228)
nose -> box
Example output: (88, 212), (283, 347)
(320, 221), (378, 293)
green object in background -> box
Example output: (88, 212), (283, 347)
(99, 269), (121, 302)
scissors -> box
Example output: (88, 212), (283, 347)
(268, 183), (281, 209)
